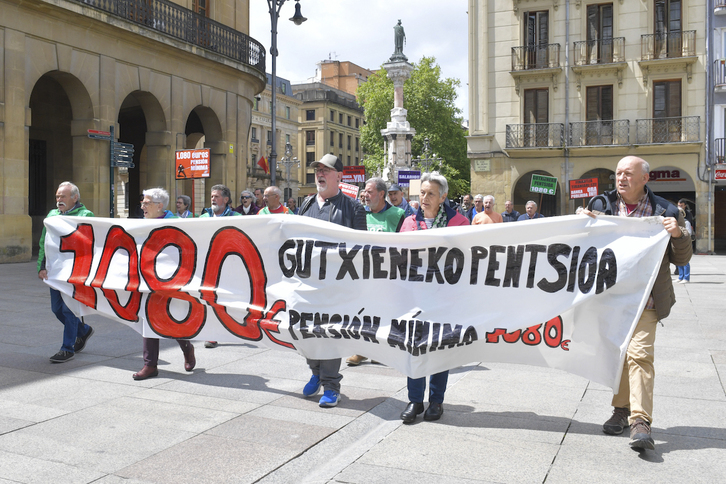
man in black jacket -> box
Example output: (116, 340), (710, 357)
(585, 156), (691, 451)
(298, 154), (366, 408)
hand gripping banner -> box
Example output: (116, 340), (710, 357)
(42, 214), (670, 388)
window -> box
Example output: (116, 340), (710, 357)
(586, 4), (614, 63)
(285, 106), (291, 119)
(355, 156), (359, 164)
(192, 0), (208, 17)
(281, 82), (286, 94)
(653, 79), (682, 142)
(339, 113), (344, 124)
(347, 135), (351, 150)
(347, 155), (351, 165)
(523, 88), (549, 147)
(339, 133), (343, 148)
(306, 151), (316, 166)
(306, 173), (315, 184)
(306, 130), (315, 145)
(347, 116), (352, 126)
(655, 0), (682, 58)
(306, 109), (315, 121)
(330, 130), (335, 146)
(254, 98), (259, 111)
(585, 85), (614, 144)
(355, 118), (360, 128)
(269, 101), (273, 113)
(524, 11), (549, 69)
(355, 137), (359, 151)
(286, 134), (291, 144)
(330, 110), (335, 121)
(267, 130), (273, 145)
(251, 127), (258, 141)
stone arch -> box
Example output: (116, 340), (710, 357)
(572, 168), (616, 208)
(184, 106), (225, 210)
(118, 90), (168, 217)
(512, 170), (561, 217)
(28, 71), (96, 252)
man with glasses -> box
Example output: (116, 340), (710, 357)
(298, 154), (366, 407)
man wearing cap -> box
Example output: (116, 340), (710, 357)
(298, 154), (367, 408)
(387, 183), (415, 218)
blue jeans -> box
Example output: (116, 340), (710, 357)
(678, 264), (690, 281)
(407, 370), (449, 404)
(50, 288), (91, 352)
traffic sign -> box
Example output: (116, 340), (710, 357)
(88, 129), (111, 136)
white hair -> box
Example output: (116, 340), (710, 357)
(143, 188), (169, 208)
(58, 181), (80, 200)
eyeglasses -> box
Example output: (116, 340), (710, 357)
(315, 168), (335, 175)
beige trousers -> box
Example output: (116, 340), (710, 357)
(612, 309), (659, 424)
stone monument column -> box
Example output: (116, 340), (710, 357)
(381, 20), (415, 184)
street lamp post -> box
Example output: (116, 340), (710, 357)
(412, 137), (443, 173)
(267, 0), (306, 186)
(278, 141), (300, 199)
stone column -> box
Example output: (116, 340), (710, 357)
(380, 60), (415, 184)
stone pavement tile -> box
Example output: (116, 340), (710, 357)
(334, 366), (407, 393)
(0, 403), (197, 474)
(0, 367), (48, 391)
(443, 375), (587, 419)
(0, 398), (69, 423)
(257, 398), (404, 484)
(205, 414), (335, 451)
(0, 415), (34, 435)
(465, 362), (587, 389)
(247, 403), (355, 429)
(0, 345), (113, 374)
(132, 388), (260, 414)
(183, 341), (271, 369)
(117, 434), (296, 484)
(0, 374), (142, 413)
(271, 385), (393, 418)
(654, 351), (726, 401)
(357, 420), (558, 484)
(92, 476), (154, 484)
(333, 462), (499, 484)
(0, 449), (105, 484)
(216, 348), (313, 382)
(712, 351), (726, 364)
(157, 370), (299, 405)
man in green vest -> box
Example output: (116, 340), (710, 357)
(346, 177), (405, 366)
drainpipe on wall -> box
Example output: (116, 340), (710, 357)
(706, 0), (714, 253)
(564, 0), (571, 215)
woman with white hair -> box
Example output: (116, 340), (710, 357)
(234, 189), (259, 215)
(399, 172), (469, 423)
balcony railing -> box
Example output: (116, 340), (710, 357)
(715, 138), (725, 164)
(73, 0), (265, 73)
(641, 31), (696, 60)
(716, 1), (726, 14)
(569, 120), (630, 147)
(506, 123), (565, 148)
(573, 38), (625, 65)
(511, 44), (561, 71)
(715, 60), (726, 89)
(635, 116), (700, 144)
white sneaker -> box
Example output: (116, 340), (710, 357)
(678, 279), (689, 284)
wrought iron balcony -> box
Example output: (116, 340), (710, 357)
(573, 38), (625, 65)
(635, 116), (700, 144)
(511, 43), (561, 71)
(72, 0), (265, 73)
(715, 138), (725, 164)
(716, 1), (726, 15)
(715, 60), (726, 90)
(569, 120), (630, 147)
(506, 123), (565, 148)
(641, 31), (696, 60)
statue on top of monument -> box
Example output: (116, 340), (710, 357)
(391, 19), (407, 62)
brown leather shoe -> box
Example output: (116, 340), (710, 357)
(184, 345), (196, 371)
(346, 355), (368, 366)
(132, 365), (158, 381)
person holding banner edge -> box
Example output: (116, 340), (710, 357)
(399, 171), (469, 423)
(584, 155), (691, 451)
(298, 154), (367, 407)
(133, 188), (197, 381)
(38, 182), (95, 363)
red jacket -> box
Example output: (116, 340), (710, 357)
(400, 203), (470, 231)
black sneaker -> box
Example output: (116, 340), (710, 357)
(603, 407), (630, 435)
(49, 350), (74, 363)
(73, 326), (94, 353)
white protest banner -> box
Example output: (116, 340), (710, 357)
(42, 215), (670, 389)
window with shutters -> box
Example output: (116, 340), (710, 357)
(330, 130), (335, 147)
(306, 130), (315, 145)
(523, 88), (548, 147)
(585, 85), (614, 145)
(587, 4), (613, 64)
(653, 80), (682, 142)
(524, 11), (549, 69)
(655, 0), (681, 58)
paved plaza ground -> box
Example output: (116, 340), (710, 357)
(0, 255), (725, 483)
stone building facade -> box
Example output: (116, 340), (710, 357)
(468, 0), (707, 251)
(1, 0), (266, 262)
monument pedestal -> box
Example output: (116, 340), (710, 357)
(381, 60), (415, 185)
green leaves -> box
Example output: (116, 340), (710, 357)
(357, 56), (469, 197)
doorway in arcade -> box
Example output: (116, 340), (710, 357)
(647, 165), (696, 246)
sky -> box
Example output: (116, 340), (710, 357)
(249, 0), (469, 121)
